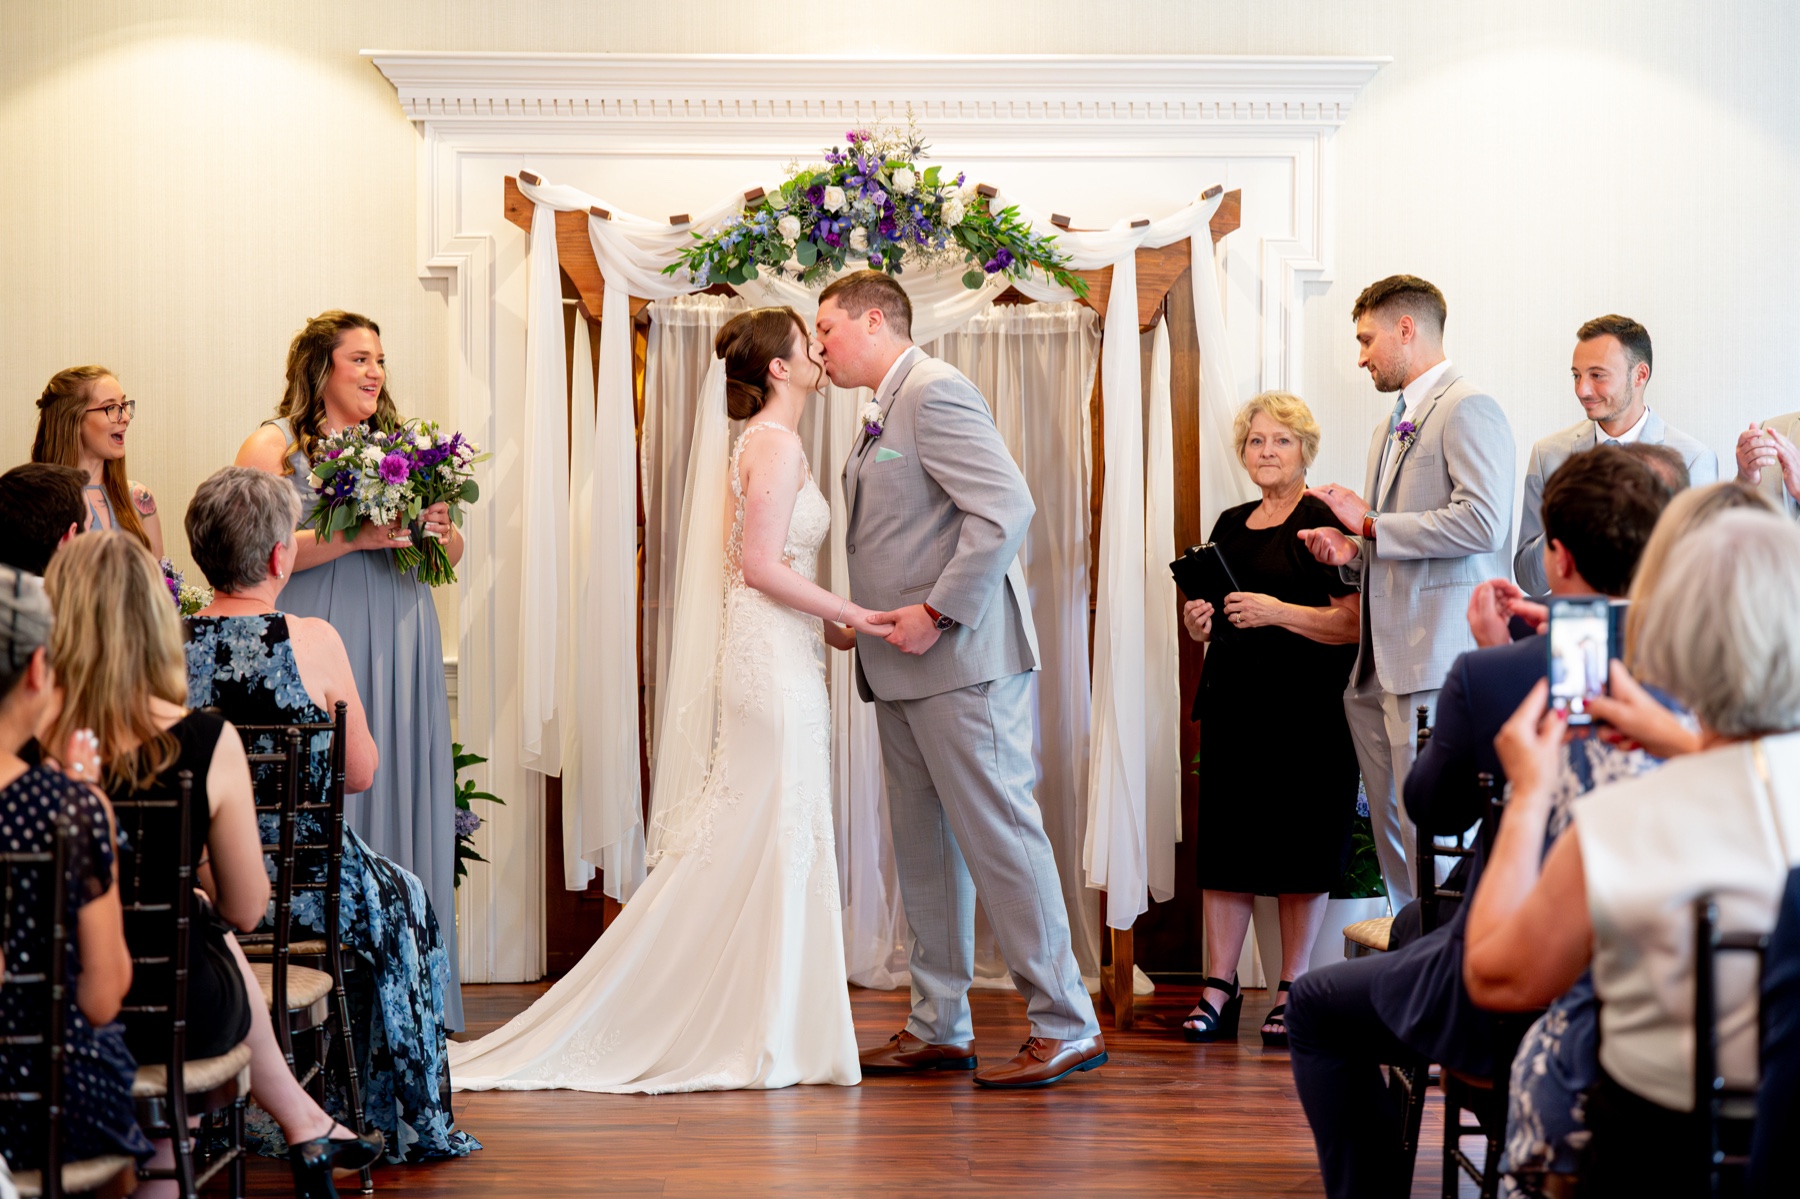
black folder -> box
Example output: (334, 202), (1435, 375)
(1170, 542), (1241, 610)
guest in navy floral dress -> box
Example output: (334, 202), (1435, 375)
(183, 466), (477, 1163)
(0, 565), (151, 1176)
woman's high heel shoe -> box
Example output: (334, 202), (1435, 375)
(1181, 974), (1242, 1043)
(290, 1128), (384, 1197)
(1261, 979), (1293, 1048)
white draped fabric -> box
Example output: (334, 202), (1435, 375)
(513, 173), (1241, 931)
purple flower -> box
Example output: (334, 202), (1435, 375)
(379, 451), (410, 486)
(327, 449), (342, 459)
(993, 247), (1014, 270)
(869, 253), (883, 270)
(983, 257), (1002, 274)
(879, 217), (897, 238)
(806, 184), (825, 205)
(1394, 420), (1418, 447)
(864, 419), (883, 437)
(454, 808), (482, 838)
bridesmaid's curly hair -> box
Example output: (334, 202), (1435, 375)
(715, 307), (809, 421)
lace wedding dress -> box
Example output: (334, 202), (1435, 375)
(448, 422), (860, 1093)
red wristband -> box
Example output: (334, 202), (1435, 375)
(922, 602), (945, 623)
(1361, 513), (1377, 541)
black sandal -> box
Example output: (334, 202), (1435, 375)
(1181, 974), (1242, 1043)
(1261, 980), (1292, 1048)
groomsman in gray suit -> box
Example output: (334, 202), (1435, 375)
(1303, 276), (1515, 909)
(1514, 315), (1718, 594)
(817, 270), (1104, 1090)
(1735, 410), (1800, 518)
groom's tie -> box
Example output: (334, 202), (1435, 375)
(1378, 394), (1408, 497)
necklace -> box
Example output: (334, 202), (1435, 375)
(209, 594), (278, 615)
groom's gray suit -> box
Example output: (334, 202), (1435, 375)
(843, 345), (1098, 1045)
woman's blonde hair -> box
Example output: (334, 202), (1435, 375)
(1232, 391), (1321, 470)
(43, 531), (188, 792)
(273, 310), (400, 475)
(1623, 481), (1778, 668)
(32, 365), (151, 552)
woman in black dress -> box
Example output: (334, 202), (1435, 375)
(1179, 393), (1361, 1046)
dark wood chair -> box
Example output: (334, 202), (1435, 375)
(232, 705), (373, 1194)
(113, 770), (250, 1199)
(1, 811), (137, 1199)
(1694, 892), (1767, 1197)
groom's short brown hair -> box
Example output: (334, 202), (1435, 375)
(819, 270), (912, 340)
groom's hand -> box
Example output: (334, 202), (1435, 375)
(881, 605), (942, 655)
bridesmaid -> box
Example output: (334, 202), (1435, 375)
(32, 366), (165, 557)
(235, 311), (465, 1028)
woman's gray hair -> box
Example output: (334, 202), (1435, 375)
(1635, 509), (1800, 736)
(184, 466), (302, 593)
(0, 563), (52, 698)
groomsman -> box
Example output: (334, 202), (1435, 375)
(1302, 275), (1515, 909)
(1514, 315), (1717, 594)
(1736, 410), (1800, 519)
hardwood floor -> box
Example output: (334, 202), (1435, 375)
(240, 981), (1468, 1197)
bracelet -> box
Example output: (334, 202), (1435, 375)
(836, 598), (848, 623)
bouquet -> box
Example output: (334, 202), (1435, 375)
(666, 111), (1085, 296)
(390, 421), (485, 587)
(306, 421), (485, 587)
(159, 558), (212, 617)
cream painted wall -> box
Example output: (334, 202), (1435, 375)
(3, 2), (1796, 653)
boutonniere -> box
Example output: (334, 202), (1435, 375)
(860, 399), (885, 438)
(1393, 420), (1418, 450)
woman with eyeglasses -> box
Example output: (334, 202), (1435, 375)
(31, 366), (164, 559)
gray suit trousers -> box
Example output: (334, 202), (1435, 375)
(874, 671), (1099, 1044)
(1344, 683), (1439, 911)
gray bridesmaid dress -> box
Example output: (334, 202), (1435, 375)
(265, 417), (463, 1029)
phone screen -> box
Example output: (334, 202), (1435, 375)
(1548, 597), (1612, 724)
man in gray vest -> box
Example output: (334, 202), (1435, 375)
(819, 270), (1103, 1090)
(1514, 315), (1717, 594)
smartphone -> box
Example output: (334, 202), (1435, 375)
(1547, 597), (1613, 725)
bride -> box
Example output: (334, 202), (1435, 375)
(449, 307), (890, 1093)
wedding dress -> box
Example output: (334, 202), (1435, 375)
(448, 421), (860, 1093)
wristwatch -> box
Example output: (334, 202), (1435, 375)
(1361, 510), (1378, 541)
(922, 602), (957, 631)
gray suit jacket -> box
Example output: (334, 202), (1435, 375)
(1514, 410), (1720, 594)
(842, 347), (1040, 703)
(1751, 410), (1800, 520)
(1341, 367), (1516, 697)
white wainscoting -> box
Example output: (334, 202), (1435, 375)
(366, 52), (1384, 981)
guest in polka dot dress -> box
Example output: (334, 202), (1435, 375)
(0, 564), (150, 1175)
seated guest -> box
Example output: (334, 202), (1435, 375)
(1497, 480), (1778, 1193)
(1179, 392), (1360, 1044)
(42, 531), (381, 1198)
(1752, 864), (1800, 1198)
(32, 366), (164, 558)
(182, 466), (477, 1162)
(1465, 509), (1800, 1198)
(1286, 445), (1667, 1199)
(1735, 410), (1800, 519)
(0, 463), (87, 575)
(1515, 315), (1717, 595)
(0, 565), (151, 1178)
(1620, 440), (1689, 495)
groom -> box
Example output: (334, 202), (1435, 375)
(818, 270), (1104, 1089)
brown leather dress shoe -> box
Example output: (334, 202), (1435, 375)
(972, 1035), (1107, 1089)
(858, 1029), (978, 1075)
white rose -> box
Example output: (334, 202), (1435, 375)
(306, 471), (325, 490)
(943, 196), (966, 227)
(777, 214), (802, 241)
(413, 432), (429, 448)
(892, 168), (916, 194)
(823, 185), (846, 213)
(849, 226), (869, 252)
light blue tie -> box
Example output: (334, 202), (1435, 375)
(1389, 395), (1408, 432)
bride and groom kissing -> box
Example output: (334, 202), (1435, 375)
(449, 270), (1104, 1094)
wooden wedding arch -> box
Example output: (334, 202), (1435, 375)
(505, 174), (1243, 1029)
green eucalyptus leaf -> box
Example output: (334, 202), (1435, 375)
(961, 269), (984, 290)
(795, 239), (818, 266)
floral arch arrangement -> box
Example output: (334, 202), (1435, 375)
(666, 117), (1087, 298)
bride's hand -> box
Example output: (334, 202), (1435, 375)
(823, 623), (856, 651)
(848, 606), (896, 639)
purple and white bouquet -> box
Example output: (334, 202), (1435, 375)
(306, 421), (486, 587)
(159, 558), (212, 617)
(390, 420), (486, 587)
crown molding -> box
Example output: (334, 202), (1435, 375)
(364, 52), (1387, 130)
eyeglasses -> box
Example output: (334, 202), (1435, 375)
(84, 400), (137, 424)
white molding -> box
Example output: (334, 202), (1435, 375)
(375, 52), (1381, 982)
(365, 52), (1385, 130)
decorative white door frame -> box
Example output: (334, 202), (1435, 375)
(366, 51), (1385, 981)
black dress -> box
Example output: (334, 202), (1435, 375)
(0, 765), (153, 1172)
(111, 710), (254, 1064)
(1193, 494), (1361, 893)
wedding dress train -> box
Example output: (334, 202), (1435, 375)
(447, 422), (860, 1093)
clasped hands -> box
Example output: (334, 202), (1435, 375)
(824, 603), (940, 655)
(1181, 593), (1288, 642)
(1736, 422), (1800, 500)
(1297, 483), (1374, 566)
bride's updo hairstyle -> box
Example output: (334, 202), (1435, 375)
(715, 306), (809, 421)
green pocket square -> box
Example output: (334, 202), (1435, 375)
(874, 447), (905, 463)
